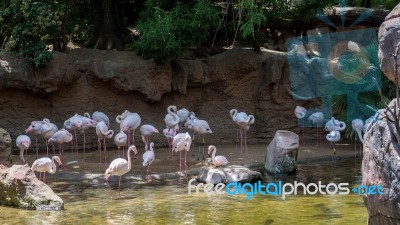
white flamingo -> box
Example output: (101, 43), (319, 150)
(326, 130), (341, 159)
(78, 115), (97, 158)
(308, 111), (324, 145)
(31, 156), (62, 182)
(207, 145), (228, 167)
(64, 114), (83, 153)
(48, 129), (73, 156)
(140, 124), (159, 149)
(163, 127), (176, 159)
(229, 109), (254, 154)
(85, 111), (110, 127)
(352, 119), (364, 144)
(41, 118), (58, 156)
(114, 131), (128, 158)
(165, 105), (179, 131)
(177, 108), (190, 130)
(105, 145), (138, 198)
(16, 135), (31, 164)
(118, 111), (141, 147)
(25, 120), (46, 158)
(294, 106), (307, 136)
(96, 121), (114, 162)
(172, 132), (192, 177)
(187, 116), (213, 160)
(142, 142), (155, 175)
(324, 117), (346, 132)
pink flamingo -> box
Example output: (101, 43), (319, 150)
(41, 118), (58, 156)
(172, 132), (192, 177)
(25, 120), (45, 158)
(78, 115), (97, 158)
(207, 145), (228, 167)
(142, 142), (155, 175)
(105, 145), (138, 198)
(63, 114), (83, 153)
(230, 109), (254, 154)
(31, 156), (62, 182)
(163, 127), (176, 159)
(16, 135), (31, 164)
(48, 129), (73, 156)
(114, 130), (128, 158)
(140, 124), (159, 149)
(117, 111), (141, 147)
(96, 121), (114, 162)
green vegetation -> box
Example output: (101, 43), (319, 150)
(0, 0), (397, 66)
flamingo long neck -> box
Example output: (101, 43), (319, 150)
(247, 115), (255, 125)
(211, 147), (216, 161)
(231, 109), (237, 119)
(168, 107), (179, 123)
(49, 157), (57, 174)
(20, 149), (25, 163)
(127, 147), (136, 171)
(356, 130), (364, 144)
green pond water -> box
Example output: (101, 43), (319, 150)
(0, 158), (367, 225)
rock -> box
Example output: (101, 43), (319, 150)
(362, 98), (400, 224)
(197, 165), (262, 185)
(378, 3), (400, 84)
(0, 128), (12, 166)
(265, 130), (298, 174)
(0, 164), (64, 210)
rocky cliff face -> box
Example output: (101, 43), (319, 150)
(363, 3), (400, 224)
(0, 48), (317, 151)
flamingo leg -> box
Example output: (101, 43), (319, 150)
(98, 138), (102, 163)
(74, 129), (78, 154)
(52, 143), (55, 155)
(244, 130), (248, 154)
(83, 132), (86, 159)
(46, 140), (49, 157)
(179, 151), (182, 177)
(43, 172), (46, 182)
(118, 176), (122, 198)
(105, 174), (112, 198)
(103, 138), (107, 163)
(118, 146), (120, 158)
(239, 128), (243, 154)
(184, 150), (187, 171)
(35, 137), (38, 159)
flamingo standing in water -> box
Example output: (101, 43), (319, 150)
(140, 124), (159, 149)
(163, 127), (176, 159)
(105, 145), (138, 198)
(207, 145), (228, 167)
(77, 115), (97, 158)
(114, 130), (128, 158)
(64, 114), (83, 153)
(31, 156), (62, 182)
(230, 109), (254, 154)
(48, 129), (73, 156)
(172, 132), (192, 177)
(25, 120), (46, 158)
(96, 121), (114, 162)
(294, 106), (307, 136)
(117, 110), (141, 147)
(186, 116), (213, 160)
(142, 142), (155, 175)
(41, 119), (58, 156)
(308, 112), (324, 145)
(352, 119), (364, 157)
(16, 135), (31, 164)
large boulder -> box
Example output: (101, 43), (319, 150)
(0, 128), (12, 166)
(0, 164), (64, 210)
(197, 165), (262, 185)
(362, 99), (400, 224)
(265, 130), (299, 174)
(378, 3), (400, 84)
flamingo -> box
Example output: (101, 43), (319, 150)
(114, 130), (128, 158)
(31, 156), (62, 182)
(324, 117), (346, 132)
(230, 109), (254, 154)
(105, 145), (138, 198)
(16, 135), (31, 164)
(142, 142), (155, 175)
(25, 120), (46, 158)
(96, 121), (114, 162)
(163, 127), (176, 159)
(172, 132), (192, 177)
(64, 114), (83, 153)
(186, 117), (213, 160)
(118, 111), (141, 147)
(41, 118), (58, 156)
(326, 130), (341, 159)
(294, 106), (307, 136)
(140, 124), (159, 149)
(165, 105), (179, 131)
(85, 111), (110, 127)
(352, 119), (364, 157)
(77, 115), (97, 158)
(207, 145), (228, 167)
(48, 129), (73, 156)
(177, 108), (190, 131)
(363, 117), (373, 134)
(308, 112), (324, 145)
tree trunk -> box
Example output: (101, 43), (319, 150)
(86, 0), (132, 50)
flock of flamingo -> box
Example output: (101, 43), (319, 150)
(14, 106), (255, 197)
